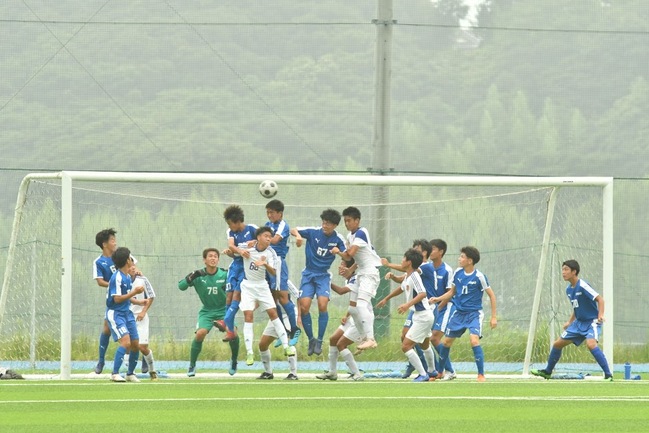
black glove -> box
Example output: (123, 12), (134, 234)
(186, 269), (207, 284)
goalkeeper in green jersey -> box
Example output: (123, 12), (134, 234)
(178, 247), (240, 376)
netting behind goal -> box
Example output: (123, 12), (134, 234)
(0, 173), (609, 377)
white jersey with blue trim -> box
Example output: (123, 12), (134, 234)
(130, 275), (156, 315)
(400, 271), (431, 313)
(347, 227), (381, 274)
(242, 245), (279, 282)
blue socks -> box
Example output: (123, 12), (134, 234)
(545, 347), (563, 373)
(302, 312), (313, 340)
(317, 311), (329, 341)
(590, 346), (612, 376)
(112, 346), (126, 374)
(98, 332), (110, 363)
(472, 345), (485, 375)
(224, 300), (240, 331)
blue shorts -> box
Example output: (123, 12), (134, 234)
(433, 303), (454, 333)
(445, 309), (483, 338)
(267, 259), (289, 291)
(106, 309), (139, 342)
(298, 270), (332, 299)
(561, 319), (601, 346)
(402, 310), (414, 329)
(226, 261), (244, 293)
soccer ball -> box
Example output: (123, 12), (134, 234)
(259, 180), (278, 198)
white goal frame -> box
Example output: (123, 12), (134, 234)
(1, 171), (614, 379)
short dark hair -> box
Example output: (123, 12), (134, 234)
(320, 208), (341, 225)
(223, 205), (244, 223)
(255, 226), (273, 238)
(404, 248), (424, 269)
(95, 228), (116, 249)
(562, 259), (580, 275)
(343, 257), (356, 268)
(461, 246), (480, 265)
(203, 247), (220, 259)
(430, 239), (447, 257)
(265, 199), (284, 213)
(342, 206), (361, 220)
(412, 239), (432, 258)
(112, 246), (131, 269)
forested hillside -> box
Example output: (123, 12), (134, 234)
(1, 0), (648, 209)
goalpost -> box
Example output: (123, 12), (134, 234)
(0, 172), (613, 379)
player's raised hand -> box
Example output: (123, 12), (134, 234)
(254, 256), (267, 267)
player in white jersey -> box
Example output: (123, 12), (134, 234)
(377, 249), (436, 382)
(382, 239), (435, 378)
(256, 320), (299, 380)
(129, 266), (158, 380)
(240, 226), (296, 366)
(334, 206), (382, 351)
(316, 259), (367, 381)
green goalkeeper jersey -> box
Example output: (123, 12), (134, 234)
(178, 267), (228, 315)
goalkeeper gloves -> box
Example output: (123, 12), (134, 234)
(186, 269), (207, 284)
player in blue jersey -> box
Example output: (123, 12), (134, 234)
(290, 208), (347, 356)
(531, 260), (613, 381)
(428, 239), (456, 380)
(382, 239), (436, 377)
(430, 246), (497, 382)
(336, 206), (383, 352)
(92, 228), (118, 375)
(377, 249), (436, 382)
(106, 247), (144, 383)
(264, 199), (300, 345)
(218, 205), (258, 342)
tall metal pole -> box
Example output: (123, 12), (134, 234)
(371, 0), (393, 254)
(371, 0), (394, 338)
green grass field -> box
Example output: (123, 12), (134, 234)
(2, 376), (648, 433)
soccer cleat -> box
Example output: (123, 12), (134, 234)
(110, 373), (126, 382)
(222, 329), (238, 342)
(257, 372), (274, 380)
(273, 338), (282, 348)
(284, 345), (297, 357)
(440, 371), (457, 381)
(149, 370), (158, 381)
(316, 370), (338, 381)
(289, 328), (302, 346)
(307, 338), (317, 356)
(246, 353), (254, 366)
(401, 363), (416, 379)
(357, 338), (378, 351)
(284, 373), (299, 380)
(187, 365), (196, 377)
(213, 320), (227, 332)
(229, 360), (238, 376)
(428, 370), (441, 381)
(126, 374), (141, 383)
(350, 373), (364, 381)
(412, 374), (430, 382)
(530, 369), (551, 380)
(604, 375), (613, 382)
(94, 361), (105, 375)
(477, 374), (486, 382)
(313, 339), (323, 355)
(141, 357), (149, 374)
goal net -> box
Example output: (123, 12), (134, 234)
(0, 172), (613, 379)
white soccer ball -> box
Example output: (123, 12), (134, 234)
(259, 180), (278, 198)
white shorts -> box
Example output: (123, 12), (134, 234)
(356, 272), (380, 301)
(262, 320), (281, 338)
(340, 317), (363, 343)
(405, 310), (434, 343)
(135, 313), (150, 344)
(240, 279), (275, 311)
